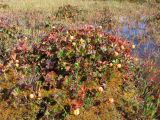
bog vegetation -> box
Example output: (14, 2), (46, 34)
(0, 0), (159, 120)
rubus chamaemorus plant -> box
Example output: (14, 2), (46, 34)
(0, 25), (138, 118)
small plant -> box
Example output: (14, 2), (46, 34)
(135, 55), (160, 119)
(55, 4), (83, 22)
(0, 26), (18, 62)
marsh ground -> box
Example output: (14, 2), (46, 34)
(0, 0), (160, 120)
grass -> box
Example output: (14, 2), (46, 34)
(1, 0), (159, 41)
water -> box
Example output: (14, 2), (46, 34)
(106, 18), (160, 59)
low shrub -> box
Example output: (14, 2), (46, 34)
(0, 26), (18, 62)
(0, 25), (144, 119)
(55, 4), (85, 22)
(135, 55), (160, 119)
(0, 4), (9, 9)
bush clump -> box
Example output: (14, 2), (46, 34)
(0, 4), (9, 9)
(55, 4), (84, 22)
(0, 25), (139, 119)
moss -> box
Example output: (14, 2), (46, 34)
(66, 71), (142, 120)
(0, 101), (39, 119)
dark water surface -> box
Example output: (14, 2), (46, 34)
(106, 18), (160, 60)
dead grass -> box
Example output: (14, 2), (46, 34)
(1, 0), (159, 28)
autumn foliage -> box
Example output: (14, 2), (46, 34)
(0, 25), (140, 119)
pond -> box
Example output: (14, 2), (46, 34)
(106, 17), (160, 62)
